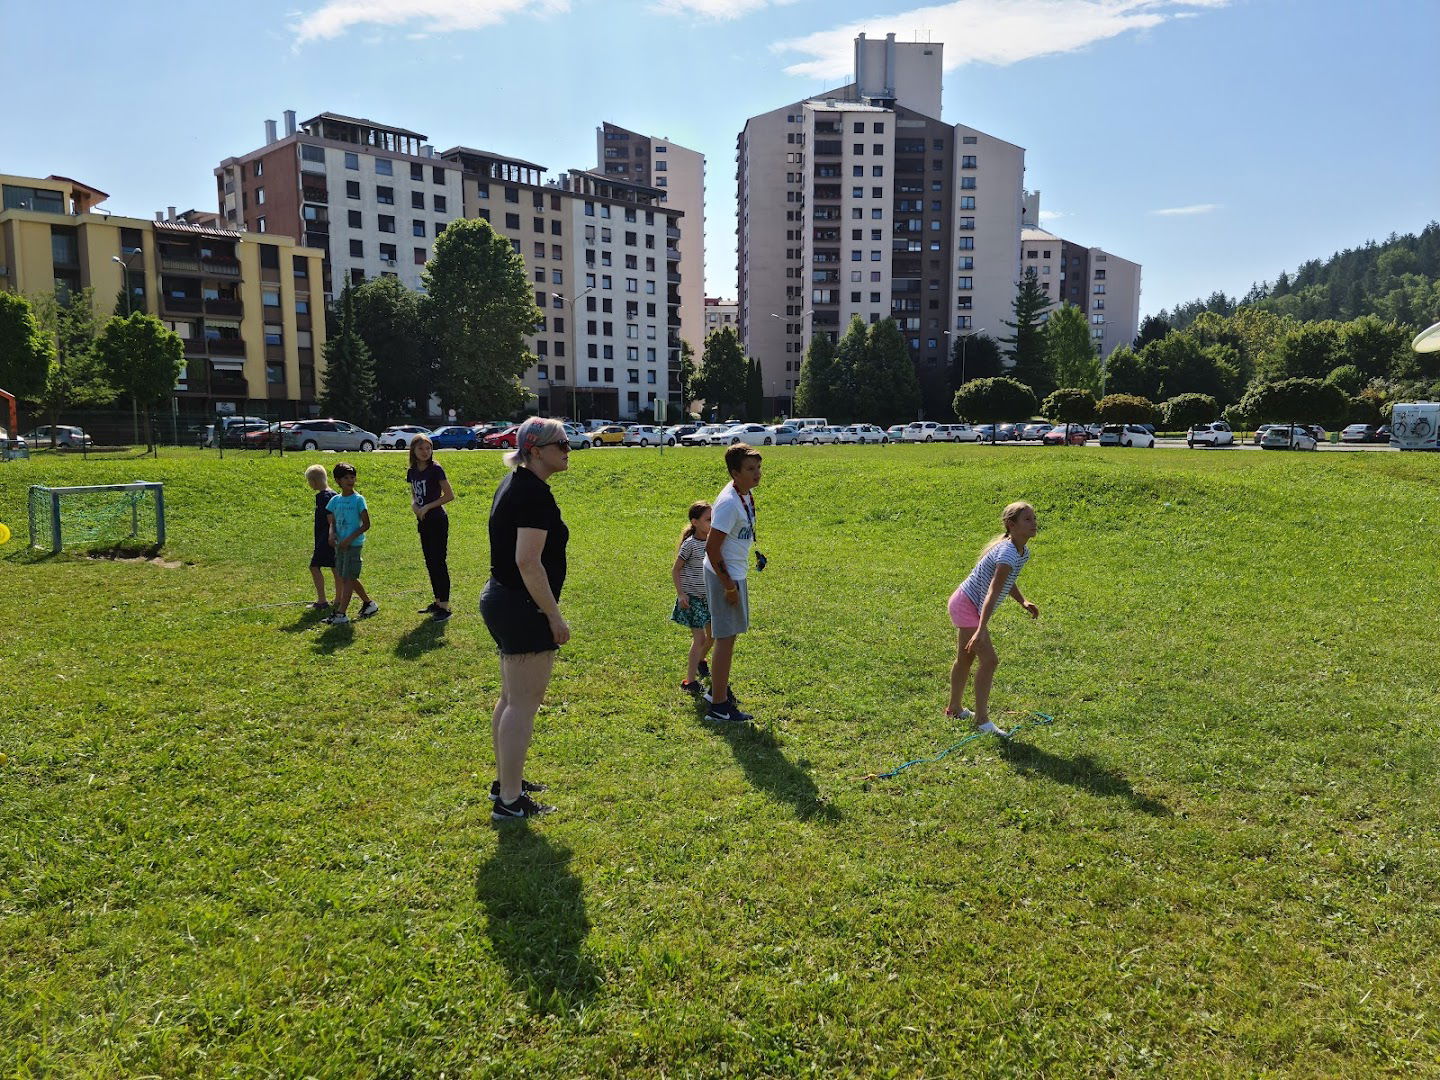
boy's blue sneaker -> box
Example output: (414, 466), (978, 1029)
(702, 688), (740, 707)
(488, 779), (549, 802)
(491, 794), (556, 822)
(705, 698), (752, 723)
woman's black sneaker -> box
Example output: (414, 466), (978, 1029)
(491, 794), (556, 821)
(681, 679), (704, 695)
(432, 607), (453, 622)
(697, 659), (710, 679)
(705, 698), (752, 723)
(418, 602), (437, 614)
(489, 779), (549, 801)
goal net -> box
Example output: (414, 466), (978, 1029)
(28, 483), (167, 553)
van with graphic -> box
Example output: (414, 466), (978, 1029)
(1389, 402), (1440, 450)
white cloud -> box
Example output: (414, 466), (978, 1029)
(1148, 203), (1220, 216)
(293, 0), (569, 44)
(651, 0), (780, 16)
(774, 0), (1230, 79)
(1038, 210), (1066, 222)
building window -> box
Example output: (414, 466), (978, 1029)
(346, 180), (360, 199)
(435, 195), (447, 213)
(375, 158), (393, 176)
(413, 220), (426, 236)
(961, 155), (977, 168)
(378, 215), (395, 233)
(505, 213), (520, 229)
(256, 217), (266, 232)
(411, 191), (425, 210)
(301, 144), (325, 164)
(871, 166), (884, 177)
(348, 210), (362, 228)
(414, 247), (426, 265)
(379, 243), (396, 261)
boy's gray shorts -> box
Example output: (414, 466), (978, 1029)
(704, 565), (749, 638)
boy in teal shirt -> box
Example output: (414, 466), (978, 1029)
(324, 461), (377, 625)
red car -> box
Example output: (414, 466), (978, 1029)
(481, 424), (519, 449)
(241, 421), (294, 449)
(1041, 423), (1089, 446)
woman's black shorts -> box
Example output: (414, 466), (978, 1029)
(480, 578), (557, 655)
(310, 543), (336, 569)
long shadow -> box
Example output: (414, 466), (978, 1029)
(394, 618), (447, 659)
(475, 827), (600, 1014)
(311, 620), (355, 654)
(279, 607), (329, 634)
(696, 701), (841, 823)
(998, 739), (1171, 816)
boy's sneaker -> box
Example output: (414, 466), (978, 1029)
(418, 602), (437, 614)
(325, 612), (350, 625)
(358, 600), (380, 619)
(306, 601), (330, 611)
(431, 606), (453, 623)
(697, 659), (710, 679)
(491, 794), (556, 821)
(702, 689), (740, 707)
(705, 698), (752, 723)
(681, 679), (704, 695)
(977, 719), (1011, 739)
(945, 706), (974, 722)
(489, 778), (549, 802)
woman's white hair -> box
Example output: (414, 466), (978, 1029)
(503, 416), (568, 468)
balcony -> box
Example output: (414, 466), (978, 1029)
(207, 338), (247, 357)
(162, 295), (203, 314)
(667, 271), (681, 284)
(160, 253), (241, 277)
(667, 226), (681, 240)
(665, 248), (680, 262)
(205, 298), (244, 317)
(302, 185), (329, 204)
(812, 140), (842, 156)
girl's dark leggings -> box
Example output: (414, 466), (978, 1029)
(418, 511), (450, 603)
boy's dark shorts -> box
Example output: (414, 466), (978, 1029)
(335, 545), (363, 579)
(310, 544), (336, 569)
(480, 578), (558, 655)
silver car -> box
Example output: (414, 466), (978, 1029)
(283, 419), (379, 452)
(22, 424), (92, 448)
(768, 424), (801, 445)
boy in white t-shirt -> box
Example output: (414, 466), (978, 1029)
(703, 443), (763, 723)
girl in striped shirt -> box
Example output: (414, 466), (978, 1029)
(946, 501), (1041, 737)
(671, 500), (714, 695)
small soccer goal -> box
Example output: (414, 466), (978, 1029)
(28, 483), (167, 553)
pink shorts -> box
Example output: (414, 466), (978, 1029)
(948, 587), (981, 629)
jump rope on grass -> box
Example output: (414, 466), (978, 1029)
(857, 711), (1057, 782)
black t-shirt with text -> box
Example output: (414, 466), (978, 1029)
(314, 488), (336, 545)
(488, 466), (567, 598)
(407, 462), (448, 518)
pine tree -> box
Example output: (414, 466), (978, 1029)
(794, 331), (835, 417)
(745, 356), (764, 420)
(828, 315), (869, 421)
(320, 286), (378, 427)
(865, 318), (920, 423)
(1000, 271), (1054, 399)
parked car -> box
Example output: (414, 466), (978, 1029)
(768, 424), (802, 445)
(382, 424), (432, 450)
(1042, 424), (1090, 446)
(902, 421), (942, 442)
(593, 424), (628, 446)
(429, 425), (479, 450)
(717, 422), (774, 445)
(282, 419), (379, 452)
(666, 425), (698, 442)
(222, 421), (271, 447)
(1260, 424), (1318, 451)
(585, 419), (617, 432)
(885, 424), (907, 442)
(563, 423), (593, 450)
(481, 425), (520, 449)
(935, 423), (981, 443)
(681, 425), (727, 447)
(0, 428), (27, 453)
(242, 421), (296, 449)
(624, 425), (673, 447)
(847, 423), (890, 444)
(1305, 425), (1328, 442)
(1099, 423), (1155, 448)
(997, 424), (1019, 442)
(790, 417), (828, 432)
(1252, 424), (1277, 445)
(1375, 425), (1392, 442)
(1187, 422), (1234, 448)
(1019, 423), (1053, 441)
(798, 425), (841, 445)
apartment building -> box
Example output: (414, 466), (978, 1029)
(704, 296), (738, 337)
(1021, 226), (1142, 357)
(737, 33), (1025, 417)
(1, 172), (325, 417)
(443, 147), (684, 421)
(215, 111), (463, 296)
(597, 123), (705, 355)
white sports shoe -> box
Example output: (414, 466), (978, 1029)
(976, 719), (1011, 739)
(358, 600), (380, 618)
(946, 706), (974, 721)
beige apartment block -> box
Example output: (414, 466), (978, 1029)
(444, 148), (684, 422)
(1021, 225), (1142, 357)
(704, 296), (737, 337)
(598, 124), (705, 357)
(1, 172), (325, 418)
(737, 32), (1028, 417)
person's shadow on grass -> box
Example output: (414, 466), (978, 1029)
(310, 620), (355, 654)
(394, 618), (446, 659)
(475, 827), (600, 1014)
(998, 739), (1170, 817)
(697, 702), (841, 823)
(279, 607), (329, 634)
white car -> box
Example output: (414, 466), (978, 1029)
(623, 425), (672, 447)
(935, 423), (981, 442)
(563, 424), (593, 450)
(833, 426), (863, 444)
(23, 424), (93, 448)
(680, 425), (727, 446)
(1261, 424), (1318, 451)
(1098, 423), (1155, 448)
(381, 424), (431, 450)
(1187, 422), (1234, 448)
(282, 419), (380, 452)
(1019, 423), (1053, 441)
(848, 423), (890, 444)
(768, 424), (802, 445)
(798, 425), (840, 445)
(712, 422), (772, 445)
(902, 421), (942, 442)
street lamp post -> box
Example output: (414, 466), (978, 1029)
(553, 286), (594, 422)
(945, 326), (988, 388)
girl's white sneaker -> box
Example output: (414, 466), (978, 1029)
(945, 706), (974, 721)
(977, 719), (1011, 739)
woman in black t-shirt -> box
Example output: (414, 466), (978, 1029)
(407, 434), (456, 621)
(481, 416), (571, 821)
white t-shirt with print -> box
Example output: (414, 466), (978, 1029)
(960, 537), (1030, 609)
(704, 481), (755, 581)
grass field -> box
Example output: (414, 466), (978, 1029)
(3, 444), (1438, 1077)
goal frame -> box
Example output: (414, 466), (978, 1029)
(28, 482), (167, 553)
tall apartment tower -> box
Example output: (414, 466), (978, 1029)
(443, 147), (684, 421)
(1021, 226), (1142, 357)
(216, 111), (464, 298)
(738, 34), (1025, 417)
(597, 123), (705, 355)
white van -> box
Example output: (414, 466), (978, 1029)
(790, 417), (828, 430)
(1390, 402), (1439, 450)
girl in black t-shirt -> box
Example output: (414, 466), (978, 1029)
(481, 416), (572, 821)
(407, 434), (456, 622)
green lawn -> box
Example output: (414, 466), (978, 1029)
(2, 445), (1438, 1077)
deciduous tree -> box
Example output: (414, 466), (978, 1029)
(1096, 393), (1159, 426)
(793, 331), (835, 418)
(697, 326), (748, 420)
(0, 291), (53, 401)
(953, 376), (1037, 428)
(1044, 304), (1101, 393)
(28, 288), (115, 435)
(1041, 388), (1096, 425)
(351, 276), (434, 421)
(1162, 393), (1218, 431)
(96, 312), (184, 448)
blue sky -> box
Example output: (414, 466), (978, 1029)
(3, 0), (1435, 316)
